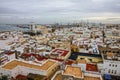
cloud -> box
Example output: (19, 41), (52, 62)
(0, 7), (23, 14)
(0, 0), (120, 24)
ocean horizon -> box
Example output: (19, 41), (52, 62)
(0, 24), (29, 32)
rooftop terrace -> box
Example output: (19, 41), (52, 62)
(2, 59), (56, 70)
(63, 66), (83, 78)
(69, 52), (103, 63)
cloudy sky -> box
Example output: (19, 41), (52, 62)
(0, 0), (120, 24)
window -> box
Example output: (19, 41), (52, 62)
(112, 64), (114, 67)
(112, 70), (114, 74)
(115, 65), (117, 67)
(115, 70), (117, 74)
(108, 69), (110, 73)
(109, 64), (111, 66)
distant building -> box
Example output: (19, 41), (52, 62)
(30, 22), (37, 32)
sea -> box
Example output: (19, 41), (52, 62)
(0, 24), (30, 32)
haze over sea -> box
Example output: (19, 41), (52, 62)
(0, 25), (29, 32)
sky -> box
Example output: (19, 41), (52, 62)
(0, 0), (120, 24)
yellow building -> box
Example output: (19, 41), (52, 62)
(37, 25), (49, 34)
(19, 38), (26, 45)
(71, 45), (79, 52)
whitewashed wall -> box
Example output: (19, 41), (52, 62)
(9, 54), (15, 60)
(0, 68), (11, 76)
(11, 66), (19, 77)
(97, 63), (104, 73)
(103, 60), (120, 76)
(1, 65), (47, 78)
(84, 73), (103, 80)
(19, 66), (46, 76)
(72, 63), (86, 72)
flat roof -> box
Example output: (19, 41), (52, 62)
(86, 64), (98, 72)
(53, 73), (62, 80)
(40, 60), (56, 70)
(69, 52), (102, 60)
(106, 52), (114, 58)
(84, 76), (101, 80)
(63, 66), (83, 78)
(0, 50), (4, 53)
(2, 59), (57, 70)
(77, 59), (87, 64)
(51, 49), (69, 57)
(103, 52), (120, 61)
(77, 56), (103, 63)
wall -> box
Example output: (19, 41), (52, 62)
(11, 66), (19, 77)
(97, 63), (104, 73)
(0, 68), (11, 76)
(9, 53), (15, 60)
(46, 62), (58, 77)
(84, 73), (103, 80)
(19, 66), (46, 76)
(72, 63), (86, 72)
(103, 60), (120, 76)
(51, 71), (61, 80)
(1, 65), (46, 78)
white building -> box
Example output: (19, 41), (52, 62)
(102, 60), (120, 76)
(0, 59), (59, 78)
